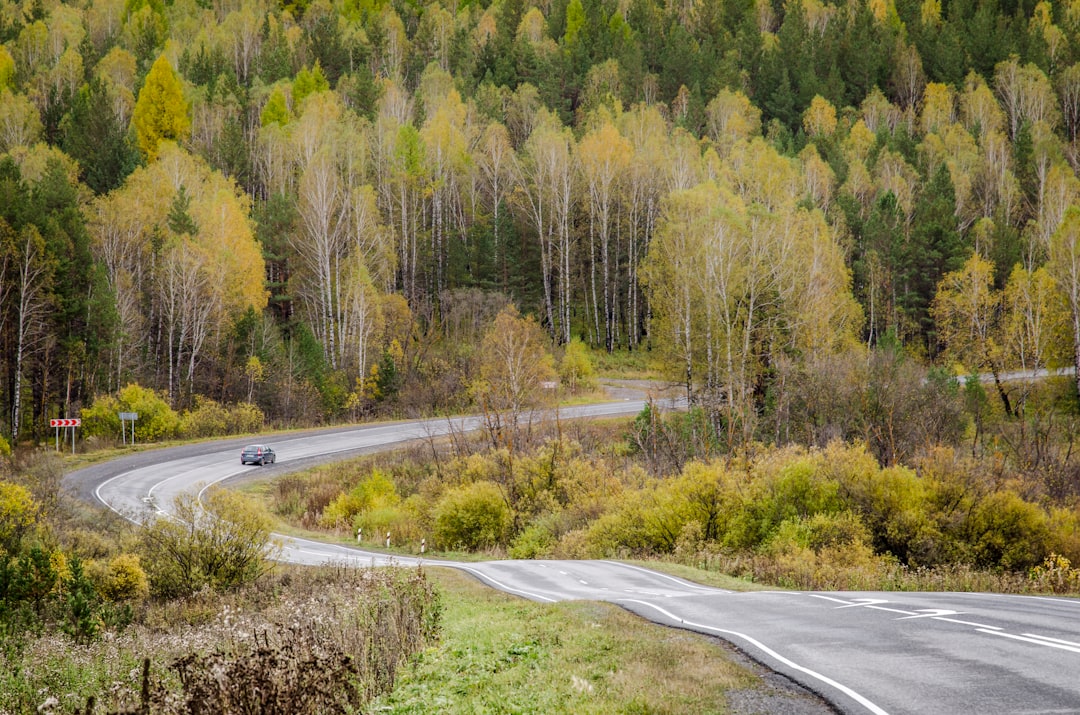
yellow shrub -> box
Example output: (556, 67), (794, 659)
(101, 553), (149, 601)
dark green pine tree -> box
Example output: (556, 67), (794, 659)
(254, 193), (298, 323)
(762, 63), (797, 130)
(904, 164), (966, 353)
(29, 158), (113, 422)
(167, 185), (199, 237)
(61, 78), (140, 195)
(61, 556), (101, 644)
(849, 191), (906, 346)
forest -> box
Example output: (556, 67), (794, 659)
(3, 0), (1080, 455)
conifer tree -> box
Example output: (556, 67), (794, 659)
(132, 54), (190, 162)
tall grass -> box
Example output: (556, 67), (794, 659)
(670, 548), (1079, 594)
(1, 565), (440, 715)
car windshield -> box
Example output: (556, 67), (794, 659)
(244, 445), (261, 451)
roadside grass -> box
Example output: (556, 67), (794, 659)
(371, 567), (762, 714)
(590, 348), (661, 380)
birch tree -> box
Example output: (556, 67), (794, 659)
(1048, 207), (1080, 401)
(8, 226), (54, 441)
(577, 114), (630, 350)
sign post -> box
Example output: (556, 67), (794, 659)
(49, 418), (81, 454)
(118, 412), (139, 445)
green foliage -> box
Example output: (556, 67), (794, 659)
(433, 481), (511, 551)
(230, 402), (265, 434)
(60, 78), (139, 193)
(558, 338), (595, 393)
(178, 395), (227, 437)
(82, 384), (180, 442)
(509, 520), (557, 558)
(138, 490), (275, 598)
(61, 556), (100, 644)
(293, 61), (330, 106)
(320, 469), (401, 528)
(967, 491), (1050, 571)
(260, 86), (292, 126)
(0, 45), (13, 89)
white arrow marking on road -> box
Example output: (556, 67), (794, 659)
(898, 609), (963, 620)
(836, 599), (891, 608)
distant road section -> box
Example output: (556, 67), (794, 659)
(64, 399), (1080, 715)
(962, 366), (1074, 384)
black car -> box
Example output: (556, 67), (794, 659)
(240, 444), (276, 465)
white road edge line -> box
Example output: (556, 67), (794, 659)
(458, 566), (557, 603)
(976, 629), (1080, 653)
(620, 599), (890, 715)
(932, 617), (1002, 630)
(599, 561), (730, 593)
(1021, 633), (1080, 649)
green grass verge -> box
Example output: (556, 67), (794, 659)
(590, 349), (661, 380)
(371, 568), (759, 714)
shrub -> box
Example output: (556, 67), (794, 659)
(967, 491), (1050, 571)
(82, 384), (179, 443)
(138, 490), (276, 598)
(229, 402), (264, 434)
(80, 393), (121, 440)
(0, 481), (37, 555)
(433, 481), (510, 551)
(509, 521), (557, 558)
(354, 503), (422, 544)
(1028, 553), (1080, 594)
(179, 397), (229, 438)
(320, 470), (400, 530)
(179, 399), (266, 438)
(100, 554), (149, 601)
(559, 338), (596, 393)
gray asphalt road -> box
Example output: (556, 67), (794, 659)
(64, 402), (1080, 715)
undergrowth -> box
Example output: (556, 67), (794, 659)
(1, 565), (440, 715)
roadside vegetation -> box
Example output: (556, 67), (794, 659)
(261, 393), (1080, 596)
(371, 568), (825, 715)
(1, 442), (814, 715)
(0, 448), (440, 713)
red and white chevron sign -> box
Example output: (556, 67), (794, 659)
(50, 418), (81, 427)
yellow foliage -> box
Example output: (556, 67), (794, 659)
(101, 553), (149, 601)
(132, 54), (190, 161)
(0, 481), (38, 554)
(920, 0), (941, 24)
(803, 95), (837, 138)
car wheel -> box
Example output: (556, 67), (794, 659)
(241, 459), (246, 465)
(258, 457), (264, 466)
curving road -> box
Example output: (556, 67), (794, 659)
(64, 403), (1080, 715)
